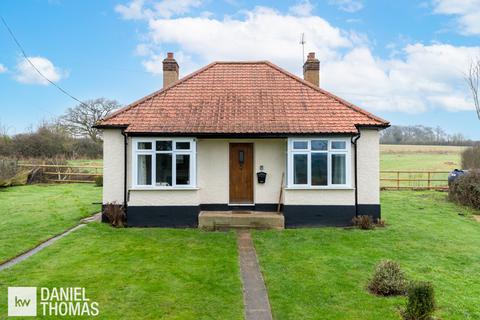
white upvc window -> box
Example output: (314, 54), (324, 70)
(132, 137), (196, 189)
(287, 138), (351, 188)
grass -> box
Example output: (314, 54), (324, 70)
(66, 159), (103, 175)
(67, 159), (103, 167)
(380, 144), (467, 171)
(0, 184), (101, 263)
(380, 145), (468, 189)
(0, 224), (243, 319)
(1, 187), (479, 318)
(253, 191), (480, 320)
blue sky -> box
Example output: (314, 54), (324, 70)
(0, 0), (479, 138)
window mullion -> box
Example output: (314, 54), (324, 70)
(287, 150), (292, 187)
(307, 152), (312, 187)
(172, 151), (176, 187)
(152, 150), (156, 187)
(327, 151), (332, 186)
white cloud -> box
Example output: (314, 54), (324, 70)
(117, 3), (478, 114)
(289, 0), (314, 17)
(14, 57), (66, 85)
(329, 0), (363, 13)
(144, 6), (352, 73)
(432, 0), (480, 35)
(0, 64), (7, 73)
(322, 44), (478, 113)
(116, 0), (202, 20)
(115, 0), (149, 20)
(154, 0), (202, 18)
(135, 43), (153, 56)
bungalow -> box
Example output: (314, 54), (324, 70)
(95, 52), (389, 228)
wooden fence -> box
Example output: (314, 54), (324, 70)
(18, 164), (103, 183)
(380, 170), (449, 190)
(16, 164), (450, 189)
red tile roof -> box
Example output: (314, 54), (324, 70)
(97, 61), (389, 134)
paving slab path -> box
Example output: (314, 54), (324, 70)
(237, 230), (273, 320)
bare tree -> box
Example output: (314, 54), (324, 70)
(466, 57), (480, 120)
(0, 121), (9, 136)
(59, 98), (121, 142)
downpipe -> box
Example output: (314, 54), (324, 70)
(121, 129), (128, 217)
(351, 130), (361, 217)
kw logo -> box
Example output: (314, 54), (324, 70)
(8, 287), (37, 317)
(15, 296), (31, 307)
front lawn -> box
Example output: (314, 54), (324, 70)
(2, 188), (479, 319)
(0, 224), (244, 319)
(253, 191), (480, 320)
(0, 184), (101, 263)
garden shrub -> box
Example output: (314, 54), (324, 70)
(403, 281), (435, 320)
(448, 170), (480, 210)
(95, 176), (103, 187)
(461, 146), (480, 169)
(368, 260), (407, 296)
(103, 202), (126, 227)
(352, 215), (375, 229)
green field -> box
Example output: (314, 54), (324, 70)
(380, 144), (467, 171)
(67, 159), (103, 167)
(0, 184), (101, 263)
(380, 144), (468, 189)
(253, 191), (480, 320)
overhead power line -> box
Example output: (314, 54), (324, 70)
(0, 16), (88, 107)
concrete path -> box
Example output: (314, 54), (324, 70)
(237, 230), (273, 320)
(0, 212), (101, 272)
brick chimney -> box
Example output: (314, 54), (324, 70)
(303, 52), (320, 87)
(163, 52), (179, 88)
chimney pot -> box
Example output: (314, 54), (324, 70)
(163, 52), (179, 88)
(303, 52), (320, 87)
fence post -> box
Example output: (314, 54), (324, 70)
(397, 171), (400, 190)
(427, 172), (431, 189)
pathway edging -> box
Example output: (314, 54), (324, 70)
(0, 212), (101, 271)
(237, 229), (273, 320)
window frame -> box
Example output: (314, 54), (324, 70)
(287, 137), (351, 189)
(132, 137), (197, 189)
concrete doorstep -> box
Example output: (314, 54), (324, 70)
(199, 211), (284, 231)
(237, 230), (273, 320)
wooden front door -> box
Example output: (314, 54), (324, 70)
(229, 143), (254, 204)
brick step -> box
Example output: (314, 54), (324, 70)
(199, 211), (284, 231)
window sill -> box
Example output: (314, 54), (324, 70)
(130, 187), (199, 191)
(285, 186), (354, 190)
